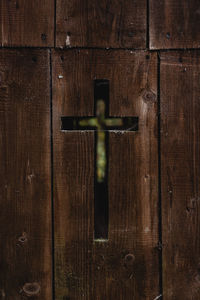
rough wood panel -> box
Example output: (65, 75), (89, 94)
(150, 0), (200, 49)
(160, 51), (200, 299)
(53, 49), (159, 299)
(0, 49), (51, 299)
(56, 0), (146, 48)
(0, 0), (54, 46)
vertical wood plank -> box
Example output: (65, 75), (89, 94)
(0, 0), (54, 47)
(150, 0), (200, 49)
(160, 51), (200, 299)
(108, 52), (159, 298)
(0, 49), (52, 299)
(53, 49), (159, 300)
(56, 0), (146, 48)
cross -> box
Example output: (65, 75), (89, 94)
(61, 80), (138, 240)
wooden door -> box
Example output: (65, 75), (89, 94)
(1, 1), (200, 300)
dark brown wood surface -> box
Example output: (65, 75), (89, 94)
(150, 0), (200, 49)
(160, 51), (200, 299)
(1, 2), (200, 299)
(0, 49), (52, 299)
(56, 0), (146, 48)
(52, 49), (159, 300)
(0, 0), (54, 46)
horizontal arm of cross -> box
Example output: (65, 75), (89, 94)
(61, 116), (139, 131)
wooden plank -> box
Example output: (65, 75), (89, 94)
(150, 0), (200, 49)
(56, 0), (146, 48)
(0, 0), (54, 46)
(53, 49), (159, 299)
(160, 51), (200, 299)
(0, 49), (52, 299)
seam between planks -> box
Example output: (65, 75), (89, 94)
(1, 46), (200, 52)
(146, 0), (150, 49)
(157, 51), (163, 300)
(50, 48), (55, 300)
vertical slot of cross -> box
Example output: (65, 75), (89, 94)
(94, 80), (109, 240)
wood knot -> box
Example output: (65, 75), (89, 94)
(142, 89), (157, 104)
(124, 254), (135, 267)
(18, 232), (28, 243)
(22, 282), (40, 297)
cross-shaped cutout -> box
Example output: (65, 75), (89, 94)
(61, 80), (139, 240)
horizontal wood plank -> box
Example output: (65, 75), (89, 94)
(56, 0), (146, 48)
(150, 0), (200, 49)
(0, 0), (54, 46)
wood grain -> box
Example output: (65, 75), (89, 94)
(150, 0), (200, 49)
(52, 49), (159, 299)
(160, 51), (200, 299)
(0, 0), (54, 46)
(56, 0), (146, 48)
(0, 49), (52, 299)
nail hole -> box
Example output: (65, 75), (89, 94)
(124, 254), (135, 268)
(179, 57), (183, 63)
(41, 33), (47, 41)
(32, 57), (37, 63)
(125, 254), (135, 262)
(128, 32), (134, 37)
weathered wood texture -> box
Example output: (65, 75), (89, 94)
(56, 0), (146, 48)
(150, 0), (200, 49)
(160, 51), (200, 299)
(52, 49), (159, 300)
(0, 0), (54, 46)
(0, 50), (52, 299)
